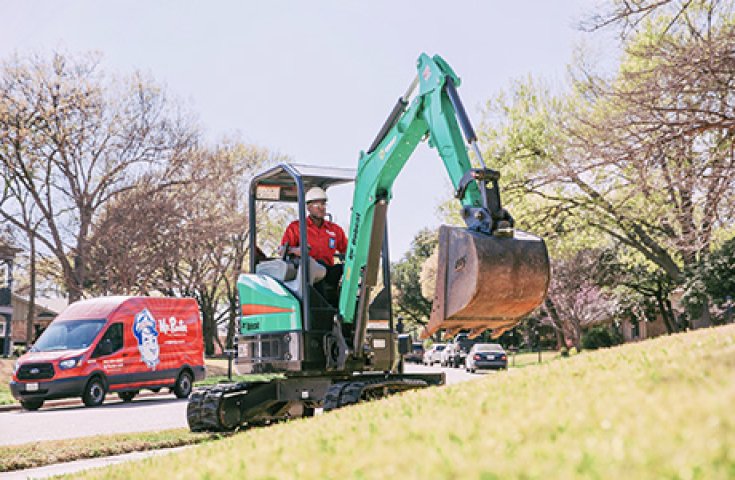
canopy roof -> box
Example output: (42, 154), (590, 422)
(250, 163), (355, 203)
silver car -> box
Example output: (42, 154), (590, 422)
(423, 344), (446, 366)
(465, 343), (507, 372)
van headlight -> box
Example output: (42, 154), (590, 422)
(59, 356), (82, 370)
(12, 361), (20, 374)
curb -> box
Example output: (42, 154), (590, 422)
(0, 390), (169, 413)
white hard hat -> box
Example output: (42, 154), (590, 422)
(305, 187), (328, 203)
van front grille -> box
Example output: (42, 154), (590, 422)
(17, 363), (55, 380)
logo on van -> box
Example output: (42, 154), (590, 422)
(158, 317), (188, 335)
(133, 309), (160, 371)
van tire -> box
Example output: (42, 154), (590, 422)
(118, 391), (137, 402)
(173, 371), (193, 399)
(83, 377), (107, 407)
(21, 399), (43, 411)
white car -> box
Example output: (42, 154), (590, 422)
(423, 344), (446, 366)
(440, 343), (456, 367)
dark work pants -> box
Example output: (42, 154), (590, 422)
(316, 262), (343, 307)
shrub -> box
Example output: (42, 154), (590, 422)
(581, 325), (622, 350)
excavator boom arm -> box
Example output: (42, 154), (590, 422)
(339, 53), (524, 354)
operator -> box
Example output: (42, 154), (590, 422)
(280, 187), (347, 301)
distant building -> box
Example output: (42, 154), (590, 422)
(0, 242), (21, 357)
(10, 294), (67, 347)
(619, 315), (669, 342)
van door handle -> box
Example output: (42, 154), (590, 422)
(122, 353), (129, 357)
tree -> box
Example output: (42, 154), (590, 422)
(475, 2), (735, 328)
(543, 250), (617, 351)
(682, 235), (735, 323)
(86, 140), (281, 354)
(0, 167), (43, 344)
(391, 228), (438, 335)
(0, 51), (198, 302)
(597, 246), (681, 333)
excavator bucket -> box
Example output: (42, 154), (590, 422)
(422, 225), (550, 340)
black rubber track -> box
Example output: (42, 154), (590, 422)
(187, 383), (250, 432)
(323, 378), (428, 411)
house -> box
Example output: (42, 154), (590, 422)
(0, 242), (21, 356)
(618, 315), (669, 342)
(9, 294), (67, 347)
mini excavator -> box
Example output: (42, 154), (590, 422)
(187, 53), (550, 432)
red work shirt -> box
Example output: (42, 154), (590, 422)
(281, 216), (348, 266)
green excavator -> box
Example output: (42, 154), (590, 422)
(187, 53), (550, 432)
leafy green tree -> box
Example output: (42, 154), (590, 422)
(472, 2), (735, 329)
(597, 246), (681, 333)
(391, 228), (438, 335)
(682, 236), (735, 323)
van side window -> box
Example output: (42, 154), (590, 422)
(92, 323), (123, 357)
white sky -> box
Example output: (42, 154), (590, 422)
(1, 0), (608, 259)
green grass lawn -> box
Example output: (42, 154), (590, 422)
(507, 349), (560, 368)
(75, 324), (735, 479)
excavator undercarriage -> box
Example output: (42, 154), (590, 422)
(187, 373), (444, 432)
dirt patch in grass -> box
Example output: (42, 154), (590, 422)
(0, 428), (222, 472)
(204, 358), (230, 376)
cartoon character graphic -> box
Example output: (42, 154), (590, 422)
(133, 309), (160, 370)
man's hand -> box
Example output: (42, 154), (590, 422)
(278, 245), (302, 257)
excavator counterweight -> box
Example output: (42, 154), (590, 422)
(423, 225), (550, 340)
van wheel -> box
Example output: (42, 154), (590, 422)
(83, 377), (107, 407)
(173, 371), (193, 399)
(118, 391), (137, 402)
(21, 399), (43, 411)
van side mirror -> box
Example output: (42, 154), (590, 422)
(397, 334), (411, 355)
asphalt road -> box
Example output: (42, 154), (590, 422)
(0, 393), (188, 447)
(0, 363), (487, 447)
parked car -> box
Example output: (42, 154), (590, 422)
(440, 343), (456, 367)
(465, 343), (507, 372)
(423, 344), (446, 366)
(404, 342), (425, 364)
(446, 333), (480, 368)
(10, 296), (206, 411)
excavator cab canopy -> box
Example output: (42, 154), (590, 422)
(248, 162), (356, 269)
(250, 163), (356, 204)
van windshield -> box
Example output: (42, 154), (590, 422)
(31, 319), (107, 352)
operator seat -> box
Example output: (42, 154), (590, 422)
(256, 257), (326, 300)
(255, 259), (297, 282)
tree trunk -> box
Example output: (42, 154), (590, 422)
(25, 234), (36, 346)
(655, 290), (676, 334)
(543, 297), (568, 348)
(691, 296), (713, 329)
(225, 286), (238, 350)
(197, 291), (217, 357)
